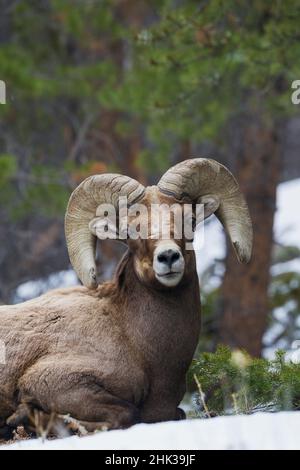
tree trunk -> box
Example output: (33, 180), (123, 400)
(220, 117), (281, 356)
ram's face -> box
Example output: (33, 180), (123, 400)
(127, 188), (195, 289)
(130, 237), (188, 289)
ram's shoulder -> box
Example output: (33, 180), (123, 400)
(43, 282), (117, 299)
(42, 286), (89, 298)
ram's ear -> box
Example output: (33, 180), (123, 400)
(89, 216), (128, 244)
(198, 195), (220, 219)
(89, 217), (118, 241)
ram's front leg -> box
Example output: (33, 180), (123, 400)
(140, 377), (186, 423)
(141, 401), (185, 423)
(16, 361), (140, 432)
(7, 402), (138, 435)
(0, 419), (14, 439)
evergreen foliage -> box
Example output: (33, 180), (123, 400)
(119, 0), (300, 171)
(3, 0), (300, 198)
(189, 346), (300, 417)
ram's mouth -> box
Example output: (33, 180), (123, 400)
(157, 272), (181, 278)
(155, 270), (184, 287)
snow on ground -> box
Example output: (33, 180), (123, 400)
(2, 412), (300, 450)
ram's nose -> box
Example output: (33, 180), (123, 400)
(157, 249), (181, 269)
(153, 243), (185, 287)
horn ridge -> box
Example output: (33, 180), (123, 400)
(65, 173), (145, 288)
(158, 158), (253, 263)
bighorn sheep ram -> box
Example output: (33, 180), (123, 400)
(0, 158), (252, 435)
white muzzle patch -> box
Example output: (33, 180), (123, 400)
(153, 241), (185, 287)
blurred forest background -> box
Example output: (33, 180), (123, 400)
(0, 0), (300, 358)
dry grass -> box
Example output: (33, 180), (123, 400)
(0, 412), (91, 446)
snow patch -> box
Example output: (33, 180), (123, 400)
(2, 412), (300, 450)
(275, 178), (300, 247)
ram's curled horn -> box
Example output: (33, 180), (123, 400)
(158, 158), (253, 263)
(65, 174), (145, 288)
